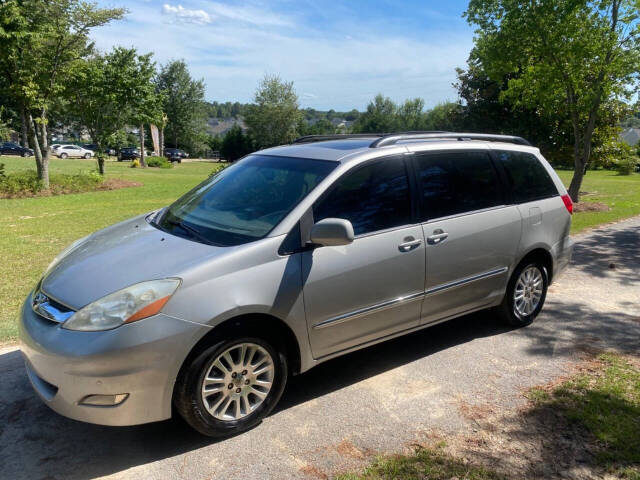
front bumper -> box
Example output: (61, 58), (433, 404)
(19, 293), (209, 426)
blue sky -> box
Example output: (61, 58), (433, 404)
(92, 0), (474, 110)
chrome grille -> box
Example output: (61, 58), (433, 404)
(32, 289), (75, 323)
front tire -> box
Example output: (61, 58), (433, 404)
(497, 261), (548, 327)
(22, 151), (29, 157)
(84, 153), (91, 159)
(174, 336), (287, 437)
(60, 153), (68, 159)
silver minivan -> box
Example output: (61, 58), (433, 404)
(19, 132), (574, 437)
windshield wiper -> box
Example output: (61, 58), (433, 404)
(166, 218), (217, 246)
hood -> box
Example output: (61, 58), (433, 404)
(41, 213), (225, 309)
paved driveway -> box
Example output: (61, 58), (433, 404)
(1, 217), (638, 480)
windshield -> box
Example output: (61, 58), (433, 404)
(153, 154), (337, 246)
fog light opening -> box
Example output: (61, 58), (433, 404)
(79, 393), (129, 406)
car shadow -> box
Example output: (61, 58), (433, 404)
(571, 225), (640, 287)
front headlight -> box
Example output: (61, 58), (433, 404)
(62, 279), (181, 331)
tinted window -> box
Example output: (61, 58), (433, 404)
(415, 151), (503, 220)
(496, 151), (558, 203)
(155, 155), (336, 246)
(314, 158), (411, 236)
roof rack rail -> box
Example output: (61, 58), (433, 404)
(370, 132), (531, 147)
(292, 134), (382, 144)
(291, 131), (448, 145)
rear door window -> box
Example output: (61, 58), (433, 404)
(414, 151), (503, 221)
(314, 158), (411, 236)
(495, 151), (558, 203)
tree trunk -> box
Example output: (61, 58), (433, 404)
(96, 144), (105, 175)
(28, 114), (44, 182)
(20, 106), (28, 148)
(567, 122), (598, 203)
(159, 126), (164, 157)
(37, 116), (50, 189)
(139, 124), (146, 167)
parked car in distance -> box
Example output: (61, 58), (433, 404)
(56, 145), (93, 159)
(118, 147), (140, 161)
(83, 144), (117, 156)
(165, 148), (188, 163)
(0, 141), (33, 157)
(20, 132), (574, 438)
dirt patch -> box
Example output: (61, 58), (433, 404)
(335, 440), (367, 459)
(99, 178), (142, 190)
(0, 178), (141, 198)
(574, 201), (610, 213)
(299, 463), (328, 479)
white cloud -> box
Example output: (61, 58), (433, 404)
(206, 2), (294, 27)
(162, 4), (211, 25)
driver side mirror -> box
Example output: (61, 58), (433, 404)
(309, 218), (354, 247)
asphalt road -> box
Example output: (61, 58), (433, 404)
(1, 216), (638, 480)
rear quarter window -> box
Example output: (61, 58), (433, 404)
(495, 151), (558, 204)
(415, 151), (504, 221)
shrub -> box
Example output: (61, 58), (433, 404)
(209, 163), (229, 177)
(614, 155), (638, 175)
(146, 156), (173, 168)
(0, 169), (104, 197)
(0, 170), (43, 195)
(130, 159), (140, 168)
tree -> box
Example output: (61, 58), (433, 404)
(220, 124), (251, 161)
(465, 0), (640, 201)
(67, 48), (158, 173)
(0, 106), (12, 141)
(423, 102), (464, 131)
(352, 94), (399, 133)
(454, 61), (573, 163)
(0, 0), (125, 187)
(244, 74), (302, 149)
(156, 60), (207, 155)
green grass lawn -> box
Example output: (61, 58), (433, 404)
(556, 169), (640, 232)
(0, 158), (638, 343)
(528, 354), (640, 479)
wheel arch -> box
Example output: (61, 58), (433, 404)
(515, 247), (554, 283)
(174, 313), (302, 393)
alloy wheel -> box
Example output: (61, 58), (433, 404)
(200, 342), (275, 421)
(513, 266), (544, 317)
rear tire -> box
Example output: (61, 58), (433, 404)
(22, 151), (29, 157)
(84, 153), (91, 159)
(174, 336), (287, 437)
(496, 261), (548, 327)
(60, 153), (67, 159)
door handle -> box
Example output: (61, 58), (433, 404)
(427, 230), (449, 245)
(398, 238), (422, 252)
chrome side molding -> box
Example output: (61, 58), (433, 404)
(313, 291), (424, 330)
(425, 267), (508, 296)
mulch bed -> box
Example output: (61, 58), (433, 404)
(0, 178), (142, 199)
(573, 202), (610, 213)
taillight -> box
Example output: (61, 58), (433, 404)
(561, 194), (573, 215)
